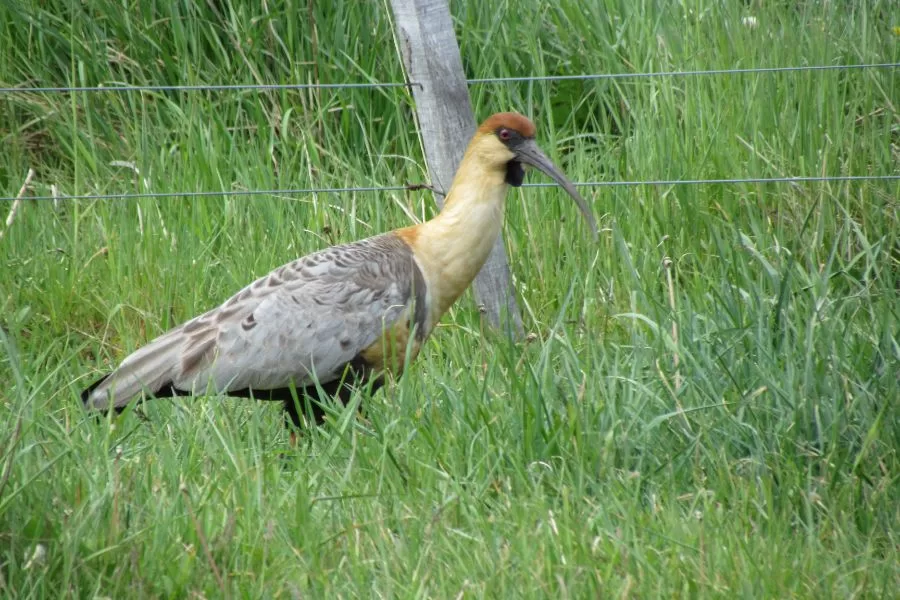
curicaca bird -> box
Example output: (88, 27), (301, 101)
(81, 112), (597, 430)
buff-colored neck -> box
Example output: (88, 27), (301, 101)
(398, 144), (510, 321)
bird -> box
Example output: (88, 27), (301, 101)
(81, 112), (598, 431)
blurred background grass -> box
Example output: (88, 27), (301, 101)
(1, 0), (897, 597)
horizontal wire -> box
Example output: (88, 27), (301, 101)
(0, 185), (417, 202)
(4, 175), (897, 203)
(524, 174), (900, 188)
(0, 82), (418, 94)
(1, 63), (895, 95)
(467, 62), (900, 84)
(2, 61), (896, 200)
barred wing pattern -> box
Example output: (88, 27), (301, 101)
(83, 232), (428, 411)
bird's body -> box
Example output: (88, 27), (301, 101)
(82, 112), (597, 428)
(83, 232), (429, 426)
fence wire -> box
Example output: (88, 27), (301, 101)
(2, 61), (897, 202)
(4, 175), (897, 203)
(0, 82), (417, 94)
(0, 62), (896, 95)
(468, 62), (900, 84)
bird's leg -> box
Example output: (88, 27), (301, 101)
(282, 388), (332, 447)
(281, 398), (312, 452)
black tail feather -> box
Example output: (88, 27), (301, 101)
(80, 374), (117, 410)
(82, 375), (186, 415)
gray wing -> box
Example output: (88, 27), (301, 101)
(83, 232), (428, 410)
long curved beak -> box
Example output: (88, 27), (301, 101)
(516, 139), (598, 240)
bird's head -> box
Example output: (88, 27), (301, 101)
(473, 112), (598, 239)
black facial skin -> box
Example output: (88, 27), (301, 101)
(493, 124), (599, 241)
(505, 160), (525, 187)
(496, 127), (529, 187)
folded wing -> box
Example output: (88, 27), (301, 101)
(83, 232), (428, 411)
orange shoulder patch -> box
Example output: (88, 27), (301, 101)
(394, 226), (420, 247)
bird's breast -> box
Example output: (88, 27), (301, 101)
(357, 316), (422, 376)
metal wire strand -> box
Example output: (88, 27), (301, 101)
(524, 174), (900, 188)
(0, 62), (895, 95)
(0, 82), (419, 94)
(2, 63), (896, 201)
(467, 62), (900, 84)
(0, 185), (418, 203)
(4, 175), (897, 203)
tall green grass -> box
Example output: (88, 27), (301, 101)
(1, 0), (897, 596)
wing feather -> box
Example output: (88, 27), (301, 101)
(83, 232), (429, 410)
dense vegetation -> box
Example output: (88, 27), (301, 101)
(1, 0), (897, 596)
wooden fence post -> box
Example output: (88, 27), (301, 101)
(389, 0), (524, 338)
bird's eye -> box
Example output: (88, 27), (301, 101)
(499, 128), (511, 141)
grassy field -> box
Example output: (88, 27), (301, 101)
(1, 0), (898, 596)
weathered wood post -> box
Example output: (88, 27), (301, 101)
(389, 0), (524, 337)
